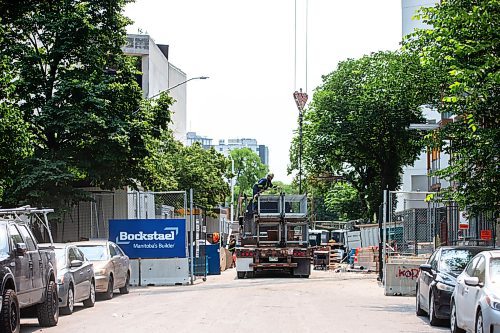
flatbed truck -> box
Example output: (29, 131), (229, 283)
(235, 193), (311, 278)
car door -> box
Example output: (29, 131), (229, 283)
(67, 247), (86, 299)
(455, 256), (478, 330)
(462, 255), (486, 328)
(421, 250), (439, 310)
(73, 247), (91, 301)
(18, 224), (44, 302)
(109, 243), (125, 287)
(8, 224), (32, 306)
(114, 244), (129, 285)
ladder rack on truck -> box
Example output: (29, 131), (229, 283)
(236, 193), (311, 278)
(0, 206), (55, 244)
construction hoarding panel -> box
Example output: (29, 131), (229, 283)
(109, 218), (186, 259)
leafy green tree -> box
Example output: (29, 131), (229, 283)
(174, 143), (230, 209)
(230, 148), (268, 197)
(406, 0), (499, 213)
(135, 93), (179, 191)
(229, 148), (267, 216)
(0, 1), (171, 208)
(324, 182), (364, 221)
(0, 21), (32, 200)
(290, 51), (440, 221)
(266, 181), (297, 195)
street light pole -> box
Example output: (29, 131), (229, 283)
(158, 76), (209, 97)
(228, 154), (235, 223)
(299, 108), (303, 194)
(133, 76), (209, 114)
(293, 89), (308, 194)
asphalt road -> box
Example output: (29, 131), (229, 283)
(21, 269), (448, 333)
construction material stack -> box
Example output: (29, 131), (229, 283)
(354, 246), (379, 272)
(236, 193), (311, 278)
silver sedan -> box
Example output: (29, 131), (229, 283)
(53, 244), (96, 315)
(451, 250), (500, 333)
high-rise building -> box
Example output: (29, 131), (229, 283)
(186, 133), (270, 166)
(186, 132), (213, 148)
(213, 138), (269, 166)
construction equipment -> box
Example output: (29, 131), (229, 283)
(235, 193), (311, 278)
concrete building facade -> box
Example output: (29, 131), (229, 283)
(123, 34), (187, 143)
(186, 132), (213, 148)
(400, 0), (443, 200)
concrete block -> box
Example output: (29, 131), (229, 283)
(129, 258), (190, 286)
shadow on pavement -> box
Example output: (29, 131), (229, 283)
(353, 304), (449, 331)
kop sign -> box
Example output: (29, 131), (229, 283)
(293, 89), (308, 111)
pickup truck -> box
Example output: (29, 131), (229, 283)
(0, 208), (58, 333)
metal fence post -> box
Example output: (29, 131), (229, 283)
(381, 189), (388, 281)
(189, 188), (194, 285)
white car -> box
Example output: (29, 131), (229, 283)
(451, 250), (500, 333)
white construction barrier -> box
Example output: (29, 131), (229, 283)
(384, 256), (428, 296)
(129, 258), (190, 286)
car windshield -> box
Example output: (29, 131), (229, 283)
(54, 248), (66, 269)
(439, 249), (477, 273)
(78, 245), (107, 261)
(490, 258), (500, 283)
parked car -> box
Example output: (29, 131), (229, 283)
(50, 243), (95, 315)
(416, 246), (491, 326)
(451, 250), (500, 333)
(74, 240), (130, 300)
(0, 212), (59, 332)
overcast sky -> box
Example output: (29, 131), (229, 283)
(124, 0), (403, 183)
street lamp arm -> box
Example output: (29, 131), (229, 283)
(162, 76), (209, 95)
(133, 76), (209, 114)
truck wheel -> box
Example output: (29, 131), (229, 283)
(119, 272), (130, 294)
(1, 289), (20, 333)
(37, 280), (59, 327)
(60, 286), (74, 315)
(83, 282), (95, 308)
(237, 272), (245, 279)
(102, 276), (114, 300)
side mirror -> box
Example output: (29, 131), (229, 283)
(15, 243), (27, 256)
(464, 276), (481, 287)
(419, 263), (433, 273)
(70, 260), (83, 268)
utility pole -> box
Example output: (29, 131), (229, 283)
(293, 89), (308, 194)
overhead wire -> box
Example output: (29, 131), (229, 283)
(294, 0), (297, 91)
(294, 0), (309, 93)
(305, 0), (308, 93)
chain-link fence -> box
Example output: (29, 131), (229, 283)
(383, 191), (497, 261)
(56, 189), (187, 243)
(383, 191), (434, 257)
(190, 206), (207, 278)
(55, 188), (235, 282)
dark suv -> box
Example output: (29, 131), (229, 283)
(0, 214), (58, 333)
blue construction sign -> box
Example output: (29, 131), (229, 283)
(109, 219), (186, 259)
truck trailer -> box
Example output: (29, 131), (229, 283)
(235, 193), (311, 278)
